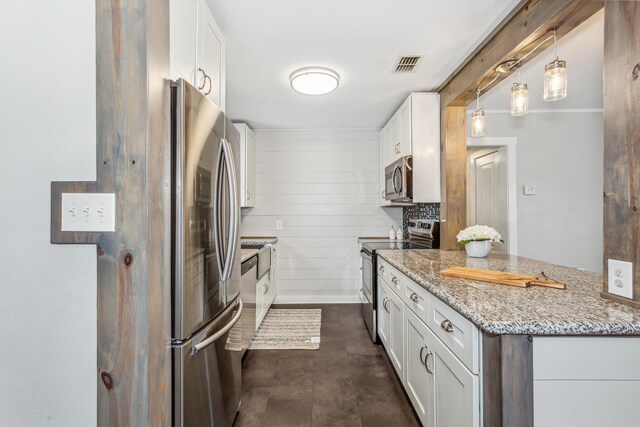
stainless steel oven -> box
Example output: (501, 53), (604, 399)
(384, 156), (413, 202)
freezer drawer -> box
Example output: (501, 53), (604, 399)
(173, 297), (243, 427)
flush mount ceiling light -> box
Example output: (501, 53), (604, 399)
(289, 67), (339, 95)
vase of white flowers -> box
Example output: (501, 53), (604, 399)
(456, 225), (503, 258)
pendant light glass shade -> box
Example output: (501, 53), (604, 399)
(471, 109), (486, 137)
(544, 59), (567, 101)
(511, 82), (529, 116)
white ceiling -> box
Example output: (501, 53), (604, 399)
(206, 0), (521, 129)
(476, 9), (604, 111)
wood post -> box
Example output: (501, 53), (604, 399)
(51, 0), (172, 424)
(482, 333), (534, 427)
(439, 107), (467, 250)
(601, 0), (640, 308)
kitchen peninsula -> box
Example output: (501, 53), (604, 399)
(375, 249), (640, 426)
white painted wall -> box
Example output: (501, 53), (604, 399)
(468, 112), (603, 272)
(0, 2), (97, 425)
(241, 129), (402, 303)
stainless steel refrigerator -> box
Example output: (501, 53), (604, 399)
(171, 79), (242, 427)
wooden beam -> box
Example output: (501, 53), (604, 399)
(94, 0), (171, 425)
(602, 0), (640, 308)
(439, 0), (603, 108)
(436, 0), (603, 251)
(482, 333), (534, 427)
(439, 107), (467, 250)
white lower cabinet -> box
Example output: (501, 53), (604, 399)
(387, 282), (404, 379)
(405, 308), (435, 426)
(404, 306), (479, 427)
(429, 326), (479, 427)
(378, 257), (479, 427)
(377, 280), (390, 347)
(256, 243), (278, 330)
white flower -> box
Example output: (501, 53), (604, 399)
(456, 225), (503, 244)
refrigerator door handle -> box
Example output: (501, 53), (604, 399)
(213, 140), (225, 282)
(221, 138), (239, 282)
(192, 299), (243, 355)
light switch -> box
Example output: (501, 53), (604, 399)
(275, 220), (283, 230)
(61, 193), (115, 232)
(523, 185), (536, 195)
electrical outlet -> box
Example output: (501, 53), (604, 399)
(523, 185), (536, 195)
(608, 259), (633, 299)
(61, 193), (116, 232)
(275, 220), (283, 230)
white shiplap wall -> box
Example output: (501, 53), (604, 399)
(241, 129), (402, 303)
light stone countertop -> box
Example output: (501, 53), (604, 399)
(240, 248), (260, 263)
(376, 249), (640, 336)
(241, 236), (278, 245)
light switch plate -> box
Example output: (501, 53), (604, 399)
(523, 184), (536, 195)
(275, 220), (283, 230)
(608, 259), (633, 299)
(61, 193), (116, 232)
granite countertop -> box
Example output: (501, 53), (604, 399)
(376, 249), (640, 336)
(241, 236), (278, 245)
(241, 248), (260, 263)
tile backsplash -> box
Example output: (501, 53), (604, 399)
(402, 203), (440, 236)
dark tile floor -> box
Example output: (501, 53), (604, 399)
(234, 304), (421, 427)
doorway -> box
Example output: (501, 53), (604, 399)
(467, 137), (517, 255)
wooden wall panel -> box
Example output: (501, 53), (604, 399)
(602, 0), (640, 308)
(94, 0), (171, 425)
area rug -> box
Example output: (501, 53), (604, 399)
(248, 309), (322, 350)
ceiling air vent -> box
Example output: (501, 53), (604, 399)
(394, 55), (423, 73)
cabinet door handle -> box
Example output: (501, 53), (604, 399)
(263, 283), (269, 295)
(383, 297), (390, 313)
(381, 190), (385, 199)
(197, 68), (207, 90)
(247, 190), (252, 200)
(424, 350), (433, 374)
(203, 74), (212, 95)
(409, 292), (418, 302)
(441, 319), (454, 333)
(419, 344), (428, 364)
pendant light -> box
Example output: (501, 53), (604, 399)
(544, 30), (567, 101)
(511, 69), (529, 116)
(471, 89), (486, 137)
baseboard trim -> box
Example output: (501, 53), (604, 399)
(273, 294), (361, 304)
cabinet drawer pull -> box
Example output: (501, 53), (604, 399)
(379, 266), (385, 273)
(391, 276), (399, 285)
(424, 350), (433, 374)
(409, 292), (418, 302)
(441, 319), (454, 333)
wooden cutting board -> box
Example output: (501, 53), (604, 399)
(439, 266), (566, 289)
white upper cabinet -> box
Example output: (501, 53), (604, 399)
(170, 0), (226, 111)
(379, 93), (441, 203)
(234, 123), (255, 208)
(198, 3), (226, 110)
(170, 0), (198, 84)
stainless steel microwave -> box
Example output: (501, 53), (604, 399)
(384, 156), (413, 202)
